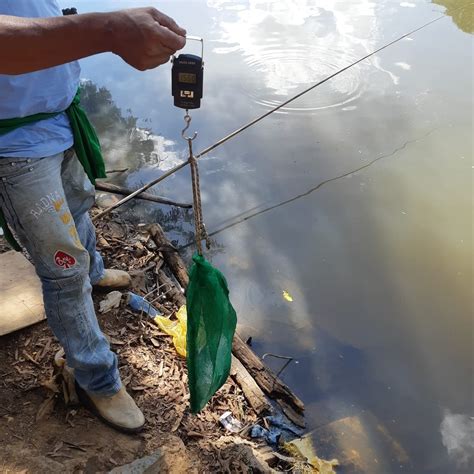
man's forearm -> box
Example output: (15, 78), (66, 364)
(0, 13), (114, 74)
(0, 8), (186, 75)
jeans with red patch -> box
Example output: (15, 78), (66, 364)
(0, 149), (121, 396)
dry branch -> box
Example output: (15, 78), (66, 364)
(95, 182), (191, 209)
(149, 224), (189, 289)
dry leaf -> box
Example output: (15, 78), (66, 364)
(42, 378), (60, 394)
(109, 337), (126, 346)
(36, 395), (56, 422)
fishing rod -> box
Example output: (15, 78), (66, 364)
(93, 10), (456, 222)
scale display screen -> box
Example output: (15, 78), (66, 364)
(179, 73), (197, 84)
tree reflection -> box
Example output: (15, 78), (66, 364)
(80, 80), (155, 170)
(433, 0), (473, 34)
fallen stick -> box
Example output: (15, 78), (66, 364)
(149, 224), (189, 290)
(93, 161), (190, 221)
(95, 182), (192, 209)
(105, 168), (129, 174)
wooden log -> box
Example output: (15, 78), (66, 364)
(232, 335), (305, 428)
(231, 355), (270, 416)
(95, 182), (192, 209)
(149, 224), (189, 289)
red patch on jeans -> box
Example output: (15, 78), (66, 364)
(54, 250), (77, 269)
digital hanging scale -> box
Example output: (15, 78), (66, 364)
(172, 36), (204, 110)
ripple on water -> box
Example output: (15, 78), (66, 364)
(241, 43), (367, 113)
(210, 1), (378, 114)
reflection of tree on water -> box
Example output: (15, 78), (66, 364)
(81, 80), (183, 174)
(433, 0), (473, 34)
(80, 80), (156, 170)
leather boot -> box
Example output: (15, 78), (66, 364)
(94, 269), (131, 290)
(76, 383), (145, 433)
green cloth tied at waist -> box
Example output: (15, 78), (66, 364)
(0, 88), (106, 251)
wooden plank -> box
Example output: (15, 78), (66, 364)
(0, 251), (45, 335)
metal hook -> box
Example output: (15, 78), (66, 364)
(182, 112), (198, 141)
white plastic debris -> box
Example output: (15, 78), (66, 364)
(219, 411), (243, 433)
(99, 291), (122, 313)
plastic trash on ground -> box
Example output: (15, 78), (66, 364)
(154, 305), (187, 358)
(126, 292), (187, 357)
(127, 292), (161, 317)
(250, 413), (305, 446)
(99, 291), (122, 314)
(219, 411), (244, 433)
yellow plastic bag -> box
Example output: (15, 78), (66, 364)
(154, 305), (187, 357)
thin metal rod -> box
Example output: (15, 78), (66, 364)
(92, 12), (452, 221)
(262, 353), (295, 380)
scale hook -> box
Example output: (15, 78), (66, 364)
(182, 113), (198, 141)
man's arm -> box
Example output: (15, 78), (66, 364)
(0, 7), (186, 75)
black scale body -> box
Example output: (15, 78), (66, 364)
(172, 54), (204, 110)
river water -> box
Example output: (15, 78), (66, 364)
(74, 0), (472, 472)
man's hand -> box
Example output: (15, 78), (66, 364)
(0, 7), (187, 75)
(110, 8), (186, 70)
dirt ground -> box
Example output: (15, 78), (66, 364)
(0, 290), (268, 473)
(0, 217), (269, 474)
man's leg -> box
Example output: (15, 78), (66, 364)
(59, 149), (131, 289)
(0, 153), (119, 395)
(60, 148), (104, 284)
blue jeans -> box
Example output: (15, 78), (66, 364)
(0, 149), (121, 396)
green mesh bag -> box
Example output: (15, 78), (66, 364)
(186, 253), (237, 413)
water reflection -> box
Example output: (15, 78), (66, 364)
(209, 0), (383, 112)
(81, 80), (153, 169)
(440, 410), (474, 470)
